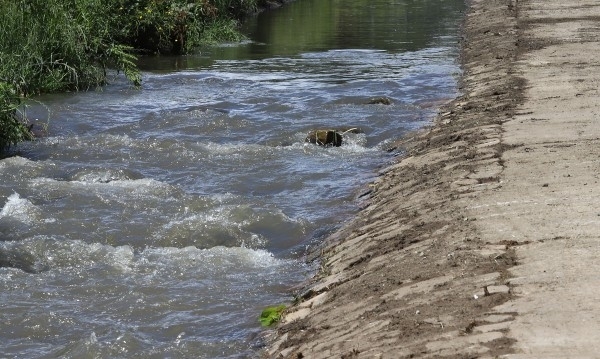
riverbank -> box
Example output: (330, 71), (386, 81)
(264, 0), (600, 357)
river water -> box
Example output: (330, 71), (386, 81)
(0, 0), (464, 357)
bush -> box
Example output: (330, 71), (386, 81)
(0, 0), (260, 153)
(0, 83), (33, 152)
(114, 0), (258, 54)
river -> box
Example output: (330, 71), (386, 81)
(0, 0), (464, 357)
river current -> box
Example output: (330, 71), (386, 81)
(0, 0), (464, 357)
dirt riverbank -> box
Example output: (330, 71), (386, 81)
(263, 0), (600, 357)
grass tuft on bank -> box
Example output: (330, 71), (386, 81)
(0, 0), (270, 153)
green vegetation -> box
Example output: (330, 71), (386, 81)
(259, 304), (286, 326)
(0, 0), (270, 153)
(0, 83), (33, 151)
(113, 0), (262, 55)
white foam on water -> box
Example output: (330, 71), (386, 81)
(30, 177), (181, 200)
(138, 245), (292, 274)
(0, 193), (40, 223)
(41, 133), (138, 151)
(0, 155), (37, 168)
(96, 134), (137, 147)
(200, 141), (272, 157)
(0, 233), (294, 277)
(69, 168), (143, 183)
(162, 210), (231, 231)
(0, 156), (52, 186)
(157, 210), (237, 241)
(0, 236), (135, 273)
(101, 178), (175, 192)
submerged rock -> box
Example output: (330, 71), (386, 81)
(366, 97), (393, 105)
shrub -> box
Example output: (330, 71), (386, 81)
(114, 0), (258, 54)
(0, 82), (33, 152)
(0, 0), (259, 152)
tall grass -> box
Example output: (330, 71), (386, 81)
(0, 1), (140, 95)
(0, 0), (140, 152)
(0, 0), (265, 153)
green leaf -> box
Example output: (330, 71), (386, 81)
(259, 305), (286, 327)
(107, 44), (142, 87)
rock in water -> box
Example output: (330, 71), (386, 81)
(305, 129), (343, 147)
(366, 97), (392, 105)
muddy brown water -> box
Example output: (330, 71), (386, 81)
(0, 0), (464, 357)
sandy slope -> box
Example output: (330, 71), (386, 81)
(264, 0), (600, 357)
